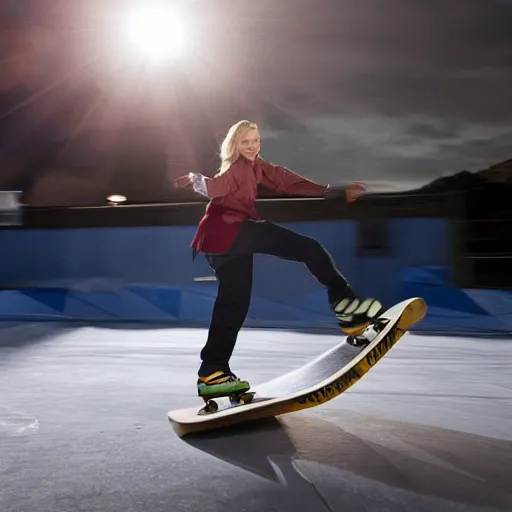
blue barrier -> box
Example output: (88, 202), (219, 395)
(398, 266), (512, 334)
(6, 218), (510, 334)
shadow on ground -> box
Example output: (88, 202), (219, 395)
(0, 322), (69, 349)
(179, 410), (512, 511)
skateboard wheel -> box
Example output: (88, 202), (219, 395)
(228, 391), (253, 406)
(372, 318), (389, 333)
(199, 399), (218, 415)
(241, 392), (255, 403)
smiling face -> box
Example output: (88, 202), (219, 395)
(237, 128), (261, 162)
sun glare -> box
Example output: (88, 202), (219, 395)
(125, 4), (187, 63)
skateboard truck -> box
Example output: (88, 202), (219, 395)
(347, 317), (390, 347)
(199, 391), (255, 415)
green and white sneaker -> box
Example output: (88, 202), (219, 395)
(197, 371), (250, 399)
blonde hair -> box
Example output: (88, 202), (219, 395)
(218, 120), (258, 174)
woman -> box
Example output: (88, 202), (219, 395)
(173, 120), (383, 399)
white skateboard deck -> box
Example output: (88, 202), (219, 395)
(168, 297), (427, 437)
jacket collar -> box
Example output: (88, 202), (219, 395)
(237, 153), (261, 167)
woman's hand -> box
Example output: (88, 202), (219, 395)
(172, 174), (193, 189)
(345, 182), (366, 203)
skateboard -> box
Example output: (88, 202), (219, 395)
(167, 297), (427, 437)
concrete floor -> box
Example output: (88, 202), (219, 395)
(1, 322), (511, 512)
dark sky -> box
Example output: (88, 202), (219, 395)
(240, 0), (512, 190)
(1, 0), (511, 204)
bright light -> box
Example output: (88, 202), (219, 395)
(125, 4), (187, 63)
(107, 194), (127, 205)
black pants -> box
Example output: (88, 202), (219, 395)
(198, 219), (354, 376)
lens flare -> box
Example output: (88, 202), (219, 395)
(125, 4), (187, 63)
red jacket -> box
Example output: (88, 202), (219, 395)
(189, 156), (328, 255)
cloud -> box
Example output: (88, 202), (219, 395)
(259, 113), (512, 191)
(242, 0), (512, 189)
